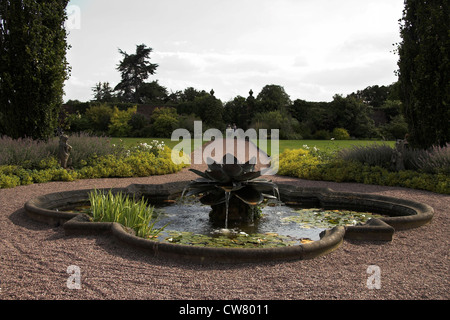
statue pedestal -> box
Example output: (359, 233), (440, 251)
(209, 195), (259, 225)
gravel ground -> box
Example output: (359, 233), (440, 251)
(0, 159), (449, 301)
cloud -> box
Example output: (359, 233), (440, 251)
(64, 0), (404, 103)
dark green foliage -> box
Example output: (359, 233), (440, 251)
(149, 107), (179, 138)
(114, 44), (158, 103)
(349, 85), (392, 108)
(252, 109), (302, 140)
(329, 95), (376, 138)
(255, 84), (292, 114)
(0, 0), (70, 140)
(289, 95), (376, 139)
(136, 80), (169, 104)
(397, 0), (450, 148)
(192, 93), (224, 130)
(129, 113), (150, 137)
(379, 114), (409, 140)
(223, 96), (248, 130)
(92, 82), (115, 103)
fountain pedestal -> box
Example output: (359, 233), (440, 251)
(209, 195), (260, 225)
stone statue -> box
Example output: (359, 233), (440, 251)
(58, 135), (72, 169)
(391, 139), (406, 171)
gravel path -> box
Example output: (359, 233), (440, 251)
(1, 156), (449, 301)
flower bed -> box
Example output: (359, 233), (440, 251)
(278, 146), (450, 194)
(0, 135), (188, 189)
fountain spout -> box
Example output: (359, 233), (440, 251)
(184, 154), (279, 225)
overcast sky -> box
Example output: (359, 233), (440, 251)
(64, 0), (404, 103)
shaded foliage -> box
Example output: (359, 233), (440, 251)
(0, 0), (70, 140)
(397, 0), (450, 148)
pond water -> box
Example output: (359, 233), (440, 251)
(149, 198), (383, 248)
(68, 198), (383, 249)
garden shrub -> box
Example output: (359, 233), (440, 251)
(0, 134), (123, 170)
(332, 128), (350, 140)
(0, 136), (188, 189)
(411, 143), (450, 175)
(278, 149), (450, 194)
(84, 104), (114, 134)
(252, 110), (303, 140)
(379, 114), (409, 140)
(338, 143), (450, 175)
(0, 136), (54, 169)
(313, 130), (331, 140)
(108, 106), (137, 137)
(129, 113), (152, 137)
(0, 173), (21, 189)
(337, 144), (394, 168)
(150, 107), (180, 138)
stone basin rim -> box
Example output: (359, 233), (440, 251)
(23, 181), (434, 264)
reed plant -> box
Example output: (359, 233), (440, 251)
(88, 189), (168, 239)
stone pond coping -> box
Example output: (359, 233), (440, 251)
(24, 181), (434, 264)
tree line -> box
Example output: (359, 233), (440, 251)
(1, 0), (448, 149)
(67, 71), (406, 141)
(66, 42), (406, 140)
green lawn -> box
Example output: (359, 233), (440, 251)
(111, 137), (395, 156)
(257, 139), (395, 155)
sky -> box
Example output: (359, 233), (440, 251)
(64, 0), (405, 103)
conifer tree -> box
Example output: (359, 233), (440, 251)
(397, 0), (449, 148)
(0, 0), (70, 140)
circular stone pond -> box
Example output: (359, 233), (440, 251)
(24, 181), (434, 264)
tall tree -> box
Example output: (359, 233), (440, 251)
(194, 92), (224, 129)
(329, 95), (376, 138)
(397, 0), (449, 148)
(256, 84), (292, 114)
(114, 44), (158, 103)
(92, 82), (114, 103)
(0, 0), (70, 140)
(136, 80), (168, 104)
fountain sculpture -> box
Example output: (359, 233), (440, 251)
(24, 141), (435, 264)
(185, 154), (279, 228)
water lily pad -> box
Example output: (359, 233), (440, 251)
(163, 230), (303, 248)
(282, 209), (384, 229)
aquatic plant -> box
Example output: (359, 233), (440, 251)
(88, 189), (168, 239)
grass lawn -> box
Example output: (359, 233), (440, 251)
(258, 139), (395, 155)
(111, 137), (395, 156)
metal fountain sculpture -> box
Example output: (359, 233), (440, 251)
(184, 154), (279, 228)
